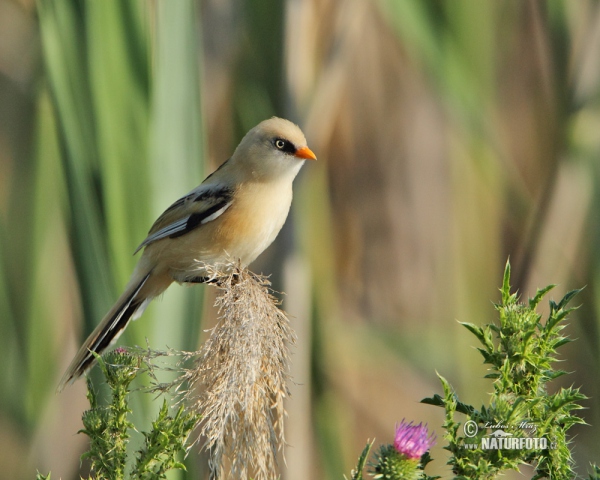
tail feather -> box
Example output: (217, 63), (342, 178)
(57, 271), (152, 391)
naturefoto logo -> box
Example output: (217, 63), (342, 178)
(462, 421), (557, 451)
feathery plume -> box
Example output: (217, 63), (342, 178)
(171, 262), (296, 479)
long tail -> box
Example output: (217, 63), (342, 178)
(57, 271), (153, 391)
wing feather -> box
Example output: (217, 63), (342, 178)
(134, 184), (234, 254)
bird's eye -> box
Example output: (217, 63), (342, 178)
(273, 138), (296, 154)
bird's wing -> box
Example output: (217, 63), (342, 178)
(134, 183), (234, 254)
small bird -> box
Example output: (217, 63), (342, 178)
(59, 117), (316, 390)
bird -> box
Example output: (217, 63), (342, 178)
(58, 117), (316, 390)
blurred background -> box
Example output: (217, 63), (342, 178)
(1, 0), (600, 478)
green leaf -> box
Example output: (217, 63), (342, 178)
(501, 259), (512, 305)
(455, 402), (476, 417)
(476, 348), (497, 365)
(421, 394), (445, 408)
(349, 439), (375, 480)
(543, 369), (569, 381)
(556, 287), (584, 311)
(460, 322), (493, 351)
(545, 307), (575, 334)
(551, 337), (572, 349)
(528, 284), (556, 309)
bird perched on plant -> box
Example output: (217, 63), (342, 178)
(59, 117), (316, 390)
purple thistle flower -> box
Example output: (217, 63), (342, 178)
(113, 347), (127, 354)
(393, 419), (436, 460)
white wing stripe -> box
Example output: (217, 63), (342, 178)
(201, 202), (231, 224)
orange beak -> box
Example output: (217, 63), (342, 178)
(295, 146), (317, 161)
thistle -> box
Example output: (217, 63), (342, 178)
(422, 260), (589, 479)
(369, 421), (436, 480)
(393, 420), (437, 461)
(347, 421), (436, 480)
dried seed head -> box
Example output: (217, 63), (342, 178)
(178, 262), (296, 479)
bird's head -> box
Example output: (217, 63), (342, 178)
(233, 117), (316, 181)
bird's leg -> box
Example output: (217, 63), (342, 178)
(184, 273), (242, 287)
(183, 276), (211, 284)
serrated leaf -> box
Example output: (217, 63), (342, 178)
(588, 464), (600, 480)
(543, 369), (569, 381)
(350, 439), (375, 480)
(489, 324), (501, 333)
(549, 391), (587, 412)
(476, 347), (495, 364)
(557, 287), (584, 310)
(461, 322), (485, 344)
(522, 328), (536, 345)
(421, 394), (445, 407)
(551, 337), (572, 349)
(528, 284), (555, 309)
(456, 401), (477, 416)
(436, 372), (452, 397)
(546, 308), (575, 332)
(501, 259), (512, 305)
